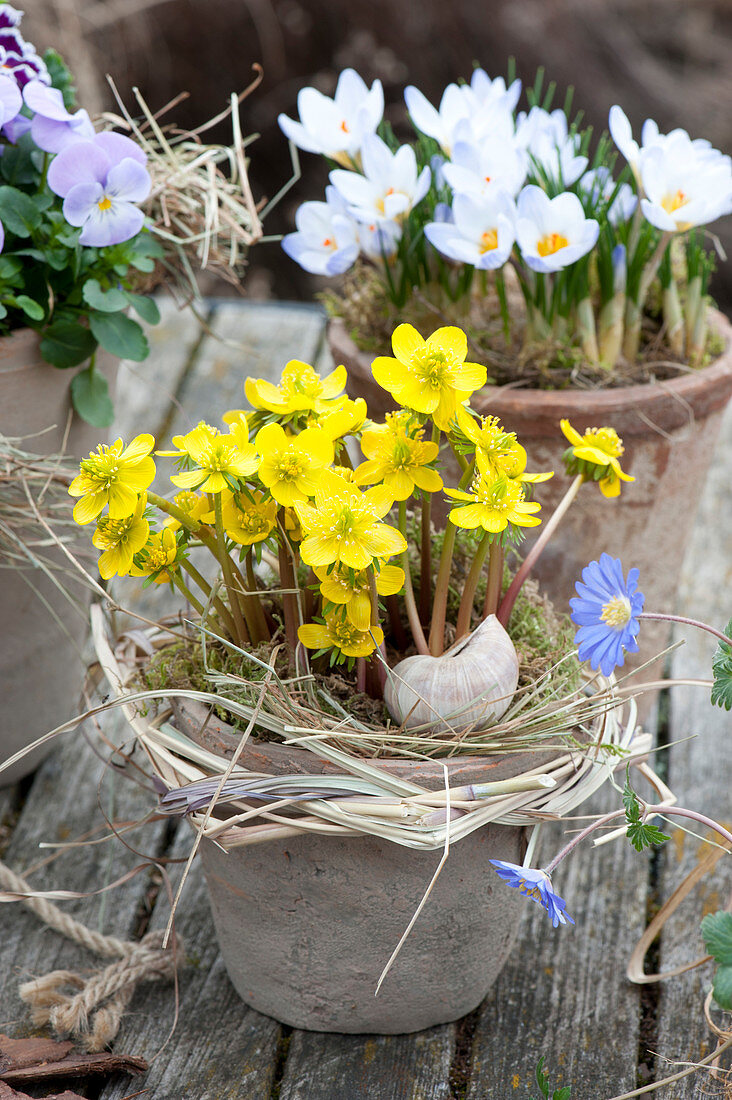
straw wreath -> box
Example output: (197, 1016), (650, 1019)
(90, 604), (653, 855)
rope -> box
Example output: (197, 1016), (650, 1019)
(0, 859), (183, 1052)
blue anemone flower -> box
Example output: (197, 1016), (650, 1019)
(489, 860), (575, 928)
(569, 553), (644, 677)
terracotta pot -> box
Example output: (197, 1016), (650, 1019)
(0, 329), (116, 785)
(332, 312), (732, 684)
(172, 697), (529, 1033)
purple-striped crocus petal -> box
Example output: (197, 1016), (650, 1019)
(0, 72), (21, 125)
(30, 107), (94, 153)
(47, 140), (111, 197)
(93, 130), (147, 168)
(105, 157), (152, 203)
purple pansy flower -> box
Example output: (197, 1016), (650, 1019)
(23, 80), (94, 152)
(0, 5), (22, 30)
(489, 860), (575, 928)
(47, 135), (151, 247)
(0, 33), (49, 89)
(569, 554), (644, 677)
(0, 71), (21, 127)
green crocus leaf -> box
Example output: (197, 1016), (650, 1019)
(89, 311), (149, 361)
(70, 367), (114, 427)
(0, 184), (42, 237)
(701, 911), (732, 1010)
(123, 291), (161, 325)
(711, 620), (732, 710)
(40, 321), (97, 369)
(82, 278), (129, 312)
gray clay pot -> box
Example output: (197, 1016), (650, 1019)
(176, 699), (530, 1033)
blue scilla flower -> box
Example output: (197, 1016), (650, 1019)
(489, 860), (574, 928)
(569, 553), (644, 677)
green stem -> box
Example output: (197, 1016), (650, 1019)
(171, 572), (206, 617)
(398, 501), (429, 655)
(455, 531), (491, 640)
(498, 474), (584, 627)
(181, 559), (236, 639)
(483, 541), (504, 619)
(213, 493), (249, 647)
(245, 548), (271, 643)
(277, 512), (301, 658)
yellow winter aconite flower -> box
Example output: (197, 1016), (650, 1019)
(165, 491), (212, 531)
(92, 495), (150, 580)
(222, 491), (278, 546)
(245, 360), (348, 420)
(355, 412), (443, 500)
(316, 562), (405, 630)
(295, 471), (406, 571)
(255, 422), (334, 506)
(560, 419), (634, 498)
(445, 468), (542, 534)
(169, 420), (259, 494)
(455, 407), (552, 484)
(298, 614), (385, 659)
(371, 324), (487, 431)
(316, 397), (368, 441)
(130, 527), (179, 584)
(69, 434), (156, 525)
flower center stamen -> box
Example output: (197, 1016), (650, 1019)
(537, 232), (569, 257)
(600, 595), (632, 628)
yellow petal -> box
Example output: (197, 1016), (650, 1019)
(346, 592), (372, 631)
(298, 623), (332, 650)
(73, 493), (106, 525)
(120, 433), (155, 463)
(391, 323), (425, 364)
(426, 326), (467, 361)
(412, 466), (443, 493)
(560, 419), (583, 446)
(376, 564), (405, 596)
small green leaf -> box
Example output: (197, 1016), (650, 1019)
(626, 820), (670, 853)
(89, 311), (148, 361)
(14, 295), (45, 321)
(130, 254), (155, 273)
(0, 184), (42, 237)
(70, 367), (114, 427)
(40, 321), (97, 369)
(123, 291), (161, 325)
(711, 620), (732, 711)
(82, 278), (129, 312)
(701, 911), (732, 1010)
(623, 768), (641, 823)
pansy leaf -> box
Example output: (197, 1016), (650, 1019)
(701, 911), (732, 1010)
(70, 367), (115, 427)
(40, 321), (97, 369)
(13, 295), (45, 321)
(0, 185), (42, 237)
(82, 278), (129, 313)
(711, 620), (732, 711)
(89, 311), (148, 361)
(122, 291), (161, 325)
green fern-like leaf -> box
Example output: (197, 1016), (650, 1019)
(711, 619), (732, 711)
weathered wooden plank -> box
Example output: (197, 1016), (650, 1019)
(653, 398), (732, 1098)
(97, 823), (282, 1100)
(114, 298), (203, 442)
(466, 784), (649, 1098)
(279, 1026), (455, 1100)
(166, 301), (328, 441)
(0, 720), (169, 1038)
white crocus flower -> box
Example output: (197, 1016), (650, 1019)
(516, 185), (599, 273)
(358, 218), (402, 263)
(404, 82), (475, 156)
(282, 187), (359, 275)
(329, 133), (431, 225)
(516, 108), (587, 186)
(609, 106), (724, 187)
(639, 139), (732, 232)
(278, 69), (383, 166)
(425, 190), (516, 270)
(579, 167), (637, 224)
(442, 137), (528, 199)
(469, 70), (522, 115)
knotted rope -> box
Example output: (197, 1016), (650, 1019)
(0, 859), (183, 1052)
